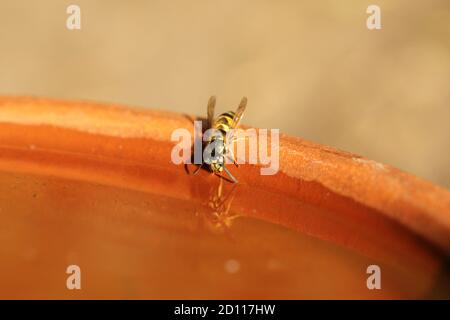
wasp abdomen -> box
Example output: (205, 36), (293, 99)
(212, 111), (236, 134)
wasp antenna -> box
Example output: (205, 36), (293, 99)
(223, 166), (238, 183)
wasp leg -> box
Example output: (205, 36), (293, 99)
(214, 171), (236, 184)
(226, 136), (246, 167)
(193, 163), (203, 175)
(223, 165), (238, 183)
(226, 148), (239, 168)
(227, 135), (249, 166)
(227, 132), (247, 146)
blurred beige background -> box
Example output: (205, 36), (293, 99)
(0, 1), (449, 188)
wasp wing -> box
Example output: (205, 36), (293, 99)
(226, 97), (248, 152)
(207, 95), (216, 129)
(230, 96), (247, 129)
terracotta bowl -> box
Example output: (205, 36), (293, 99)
(0, 96), (449, 299)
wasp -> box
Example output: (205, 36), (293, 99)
(193, 96), (247, 183)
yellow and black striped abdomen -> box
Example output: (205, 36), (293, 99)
(212, 111), (235, 133)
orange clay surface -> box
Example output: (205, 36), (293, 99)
(0, 96), (449, 299)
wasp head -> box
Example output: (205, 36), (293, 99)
(204, 138), (226, 173)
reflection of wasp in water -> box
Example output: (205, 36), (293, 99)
(193, 96), (247, 183)
(196, 177), (239, 235)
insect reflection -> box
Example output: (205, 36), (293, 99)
(196, 177), (239, 235)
